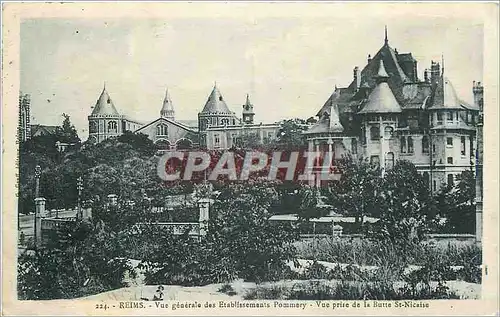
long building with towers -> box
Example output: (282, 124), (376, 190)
(86, 83), (279, 150)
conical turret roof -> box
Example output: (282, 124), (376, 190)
(305, 100), (344, 134)
(428, 76), (468, 110)
(200, 84), (232, 114)
(359, 60), (402, 114)
(91, 85), (120, 116)
(161, 88), (175, 118)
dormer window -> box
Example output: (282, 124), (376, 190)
(107, 98), (111, 104)
(219, 96), (223, 101)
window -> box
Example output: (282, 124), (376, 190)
(437, 112), (443, 123)
(447, 111), (453, 121)
(432, 144), (436, 153)
(385, 152), (394, 170)
(422, 136), (429, 154)
(384, 126), (394, 139)
(221, 118), (229, 125)
(433, 180), (437, 191)
(456, 112), (459, 121)
(89, 121), (97, 133)
(407, 136), (414, 154)
(461, 136), (466, 156)
(447, 174), (454, 187)
(423, 172), (430, 188)
(400, 136), (407, 153)
(156, 124), (168, 136)
(351, 138), (358, 155)
(268, 132), (274, 140)
(370, 155), (380, 167)
(470, 137), (474, 157)
(447, 157), (453, 164)
(370, 126), (380, 141)
(214, 134), (220, 146)
(446, 137), (453, 146)
(361, 127), (366, 145)
(108, 121), (117, 133)
(466, 112), (470, 124)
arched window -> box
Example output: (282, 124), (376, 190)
(89, 121), (97, 133)
(384, 126), (394, 139)
(370, 126), (380, 141)
(155, 139), (171, 150)
(407, 136), (414, 153)
(385, 152), (394, 170)
(176, 138), (193, 150)
(221, 118), (229, 126)
(400, 136), (407, 153)
(351, 138), (357, 154)
(108, 121), (117, 133)
(156, 124), (168, 137)
(422, 136), (429, 154)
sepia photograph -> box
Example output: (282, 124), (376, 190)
(2, 2), (499, 316)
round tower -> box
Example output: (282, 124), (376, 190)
(87, 84), (122, 144)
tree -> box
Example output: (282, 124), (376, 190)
(272, 118), (308, 150)
(55, 113), (81, 144)
(434, 170), (476, 233)
(325, 156), (383, 227)
(369, 160), (436, 247)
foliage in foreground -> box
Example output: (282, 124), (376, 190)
(244, 280), (461, 300)
(17, 220), (133, 300)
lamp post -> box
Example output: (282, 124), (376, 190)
(33, 165), (41, 250)
(77, 176), (83, 220)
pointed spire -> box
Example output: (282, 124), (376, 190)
(441, 54), (445, 76)
(245, 93), (251, 105)
(376, 59), (390, 80)
(160, 87), (175, 120)
(329, 101), (343, 132)
(384, 25), (388, 45)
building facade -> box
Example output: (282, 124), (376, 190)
(86, 83), (280, 151)
(305, 30), (481, 192)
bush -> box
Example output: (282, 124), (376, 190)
(244, 280), (461, 300)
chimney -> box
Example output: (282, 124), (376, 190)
(430, 61), (441, 84)
(353, 66), (361, 90)
(413, 60), (418, 82)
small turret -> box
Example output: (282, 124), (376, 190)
(242, 94), (255, 124)
(160, 88), (175, 120)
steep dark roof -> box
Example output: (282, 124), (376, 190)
(30, 124), (58, 136)
(347, 43), (411, 99)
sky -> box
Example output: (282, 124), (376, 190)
(20, 16), (483, 140)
